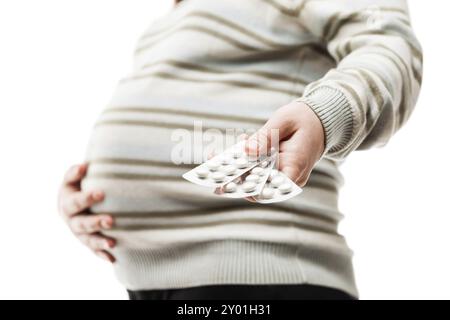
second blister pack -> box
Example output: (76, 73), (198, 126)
(214, 155), (276, 198)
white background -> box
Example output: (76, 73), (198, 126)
(0, 0), (448, 300)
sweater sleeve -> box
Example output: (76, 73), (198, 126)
(296, 0), (423, 160)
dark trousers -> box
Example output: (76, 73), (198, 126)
(128, 284), (356, 300)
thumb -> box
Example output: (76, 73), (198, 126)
(245, 111), (295, 157)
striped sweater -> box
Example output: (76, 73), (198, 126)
(81, 0), (422, 298)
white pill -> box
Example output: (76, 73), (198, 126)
(196, 167), (209, 178)
(231, 149), (242, 158)
(224, 182), (237, 193)
(278, 182), (293, 194)
(271, 176), (285, 188)
(221, 164), (236, 176)
(235, 158), (248, 169)
(221, 155), (233, 165)
(245, 174), (260, 183)
(206, 160), (221, 171)
(211, 172), (225, 182)
(242, 181), (257, 192)
(261, 187), (275, 199)
(251, 167), (265, 176)
(268, 170), (279, 181)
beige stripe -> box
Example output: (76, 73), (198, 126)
(378, 6), (408, 14)
(336, 69), (382, 132)
(355, 69), (385, 110)
(86, 172), (182, 181)
(375, 44), (413, 88)
(261, 0), (300, 17)
(101, 205), (338, 224)
(352, 49), (407, 91)
(136, 23), (321, 56)
(355, 51), (407, 128)
(372, 46), (412, 125)
(325, 12), (359, 41)
(113, 218), (336, 235)
(411, 63), (422, 85)
(94, 119), (231, 133)
(339, 68), (389, 131)
(134, 59), (308, 85)
(335, 39), (352, 61)
(349, 29), (422, 62)
(323, 12), (348, 41)
(340, 29), (422, 84)
(343, 40), (353, 59)
(102, 106), (267, 125)
(136, 24), (258, 54)
(141, 11), (300, 49)
(88, 158), (193, 169)
(337, 70), (383, 131)
(87, 170), (337, 192)
(304, 179), (338, 193)
(324, 7), (408, 41)
(293, 0), (310, 16)
(89, 156), (336, 181)
(121, 70), (301, 96)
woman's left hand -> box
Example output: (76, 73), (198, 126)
(245, 101), (325, 187)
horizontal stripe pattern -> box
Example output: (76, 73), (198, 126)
(87, 171), (337, 192)
(94, 204), (339, 224)
(323, 7), (409, 41)
(120, 70), (302, 96)
(140, 11), (303, 49)
(133, 59), (308, 85)
(113, 217), (335, 235)
(81, 0), (421, 296)
(102, 106), (267, 124)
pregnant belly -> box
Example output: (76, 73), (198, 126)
(80, 109), (341, 250)
(81, 119), (243, 210)
(81, 104), (262, 211)
(80, 117), (261, 247)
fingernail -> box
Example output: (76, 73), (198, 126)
(78, 164), (87, 175)
(107, 239), (115, 249)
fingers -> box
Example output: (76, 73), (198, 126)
(69, 214), (114, 234)
(61, 190), (104, 218)
(245, 110), (295, 157)
(95, 250), (116, 263)
(63, 163), (88, 186)
(70, 214), (117, 263)
(244, 196), (257, 203)
(78, 233), (116, 252)
(278, 151), (312, 187)
(59, 164), (116, 263)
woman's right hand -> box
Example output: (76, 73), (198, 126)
(57, 163), (116, 263)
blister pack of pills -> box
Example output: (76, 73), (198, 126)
(214, 156), (276, 198)
(182, 141), (268, 188)
(251, 169), (303, 203)
(182, 141), (302, 203)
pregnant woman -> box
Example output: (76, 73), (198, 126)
(57, 0), (422, 300)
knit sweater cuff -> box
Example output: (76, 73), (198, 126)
(296, 86), (354, 156)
